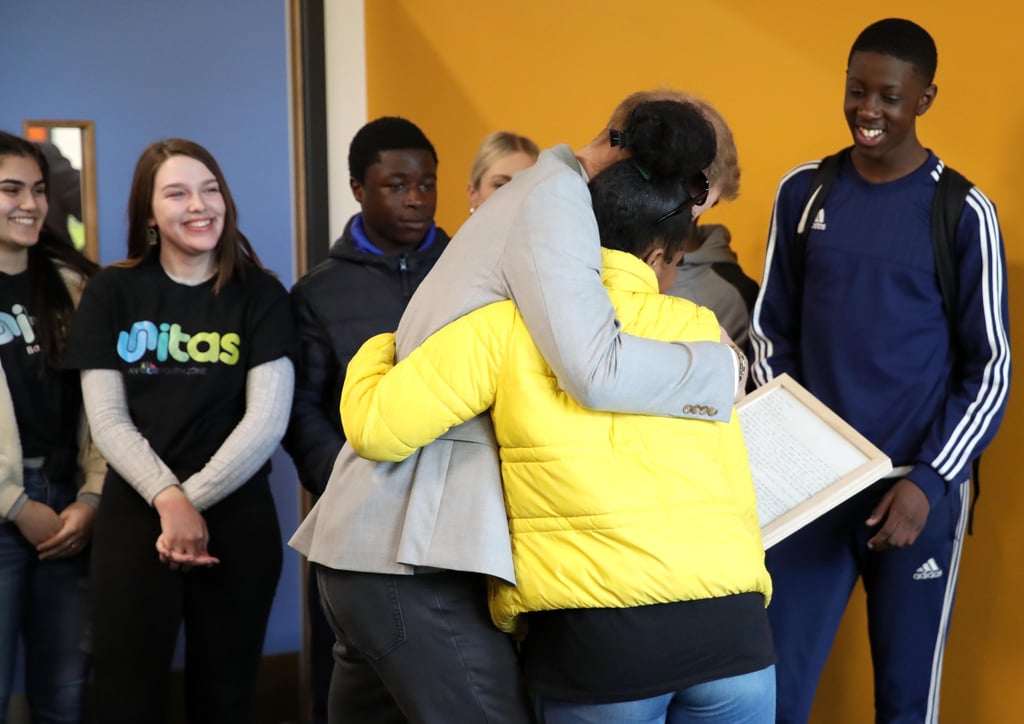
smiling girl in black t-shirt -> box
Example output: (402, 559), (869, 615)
(67, 139), (295, 723)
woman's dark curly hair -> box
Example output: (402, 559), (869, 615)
(591, 101), (716, 258)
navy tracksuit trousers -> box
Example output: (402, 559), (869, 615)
(767, 478), (968, 724)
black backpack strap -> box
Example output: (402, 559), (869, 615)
(930, 164), (973, 326)
(792, 148), (848, 314)
(931, 163), (979, 532)
(795, 148), (850, 264)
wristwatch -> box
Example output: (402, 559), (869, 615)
(727, 343), (747, 389)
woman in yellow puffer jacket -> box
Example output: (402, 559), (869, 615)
(342, 154), (775, 723)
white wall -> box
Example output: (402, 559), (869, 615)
(324, 0), (368, 243)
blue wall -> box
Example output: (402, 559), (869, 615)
(4, 0), (302, 657)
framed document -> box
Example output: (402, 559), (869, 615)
(736, 374), (893, 549)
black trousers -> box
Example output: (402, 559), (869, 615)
(307, 564), (334, 723)
(89, 475), (282, 724)
(316, 566), (534, 724)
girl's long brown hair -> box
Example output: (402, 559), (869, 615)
(119, 138), (267, 291)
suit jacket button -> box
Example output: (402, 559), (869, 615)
(708, 407), (718, 417)
(683, 405), (694, 414)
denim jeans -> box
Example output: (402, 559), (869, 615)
(538, 665), (776, 724)
(0, 465), (90, 724)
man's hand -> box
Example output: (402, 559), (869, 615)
(866, 478), (930, 551)
(37, 500), (97, 560)
(13, 500), (63, 547)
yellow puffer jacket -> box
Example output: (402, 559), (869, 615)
(342, 249), (770, 633)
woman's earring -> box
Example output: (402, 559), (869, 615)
(469, 206), (476, 215)
(147, 226), (159, 245)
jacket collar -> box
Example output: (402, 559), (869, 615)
(548, 144), (586, 180)
(600, 248), (659, 293)
(348, 214), (438, 255)
(328, 215), (449, 270)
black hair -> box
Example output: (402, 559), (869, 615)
(590, 101), (713, 259)
(0, 130), (49, 185)
(620, 100), (716, 183)
(26, 232), (99, 369)
(0, 131), (98, 369)
(589, 162), (693, 259)
(849, 18), (937, 84)
(348, 117), (438, 183)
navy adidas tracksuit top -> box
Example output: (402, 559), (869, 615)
(749, 151), (1010, 723)
(751, 151), (1009, 504)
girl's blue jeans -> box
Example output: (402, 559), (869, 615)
(0, 465), (89, 724)
(537, 664), (776, 724)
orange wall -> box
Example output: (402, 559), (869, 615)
(365, 2), (1022, 720)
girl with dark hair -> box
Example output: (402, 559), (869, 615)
(338, 146), (775, 722)
(0, 130), (105, 723)
(66, 139), (295, 722)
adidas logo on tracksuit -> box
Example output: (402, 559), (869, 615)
(811, 209), (826, 231)
(913, 557), (944, 580)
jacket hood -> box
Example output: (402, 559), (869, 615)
(600, 248), (659, 294)
(680, 224), (737, 266)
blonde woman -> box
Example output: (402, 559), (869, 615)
(467, 131), (538, 213)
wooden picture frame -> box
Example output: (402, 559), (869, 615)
(22, 119), (99, 262)
(736, 373), (893, 549)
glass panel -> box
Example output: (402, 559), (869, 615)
(22, 120), (98, 262)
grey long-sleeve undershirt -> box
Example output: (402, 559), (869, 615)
(81, 357), (293, 511)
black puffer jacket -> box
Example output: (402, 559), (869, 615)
(283, 215), (450, 494)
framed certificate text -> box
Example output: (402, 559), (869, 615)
(736, 374), (893, 548)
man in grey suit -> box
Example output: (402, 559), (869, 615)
(291, 92), (745, 723)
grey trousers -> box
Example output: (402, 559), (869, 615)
(316, 565), (534, 724)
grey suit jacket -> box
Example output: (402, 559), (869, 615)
(290, 145), (736, 582)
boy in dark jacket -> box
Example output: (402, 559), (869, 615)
(283, 116), (449, 723)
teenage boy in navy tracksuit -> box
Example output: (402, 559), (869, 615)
(750, 18), (1010, 724)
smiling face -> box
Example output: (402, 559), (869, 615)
(0, 154), (47, 264)
(844, 50), (936, 178)
(468, 150), (536, 210)
(351, 149), (437, 254)
(149, 154), (226, 270)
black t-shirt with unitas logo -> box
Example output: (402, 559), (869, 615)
(0, 270), (79, 459)
(66, 259), (295, 481)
